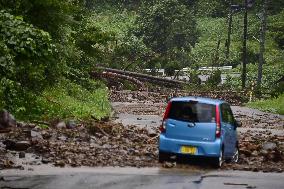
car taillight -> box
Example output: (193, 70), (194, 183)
(159, 120), (166, 133)
(160, 101), (172, 133)
(215, 105), (221, 138)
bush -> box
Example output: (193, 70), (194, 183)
(224, 64), (284, 95)
(247, 93), (284, 115)
(0, 10), (60, 113)
(16, 79), (111, 121)
(206, 69), (221, 87)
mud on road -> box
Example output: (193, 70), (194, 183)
(0, 90), (284, 173)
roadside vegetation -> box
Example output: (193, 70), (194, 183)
(247, 93), (284, 115)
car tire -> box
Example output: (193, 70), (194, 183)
(158, 151), (169, 163)
(231, 145), (239, 163)
(213, 148), (224, 168)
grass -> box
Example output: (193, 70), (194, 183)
(32, 79), (111, 121)
(246, 93), (284, 115)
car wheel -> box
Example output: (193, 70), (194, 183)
(231, 146), (239, 163)
(158, 151), (169, 163)
(214, 148), (224, 168)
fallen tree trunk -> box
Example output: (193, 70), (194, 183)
(99, 67), (187, 87)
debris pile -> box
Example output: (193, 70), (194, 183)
(110, 90), (247, 105)
(0, 121), (159, 169)
(225, 132), (284, 172)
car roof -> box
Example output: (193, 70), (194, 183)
(170, 96), (226, 105)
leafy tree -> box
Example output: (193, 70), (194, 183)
(0, 0), (83, 39)
(135, 0), (198, 69)
(196, 0), (229, 18)
(0, 10), (58, 112)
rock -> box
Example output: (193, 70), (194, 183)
(19, 152), (25, 158)
(42, 158), (51, 164)
(3, 160), (15, 168)
(272, 149), (282, 162)
(3, 140), (16, 150)
(4, 140), (30, 151)
(260, 150), (268, 156)
(251, 151), (258, 157)
(240, 149), (252, 157)
(262, 142), (277, 151)
(16, 122), (27, 128)
(252, 167), (259, 172)
(66, 120), (76, 129)
(246, 144), (259, 151)
(0, 141), (5, 150)
(148, 130), (157, 138)
(56, 121), (66, 129)
(41, 131), (52, 140)
(58, 136), (67, 141)
(0, 109), (16, 129)
(163, 161), (176, 168)
(30, 130), (43, 142)
(54, 160), (65, 167)
(15, 141), (31, 151)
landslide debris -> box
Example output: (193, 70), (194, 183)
(0, 121), (159, 169)
(1, 90), (283, 173)
(110, 90), (247, 105)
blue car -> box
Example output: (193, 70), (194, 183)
(159, 96), (241, 167)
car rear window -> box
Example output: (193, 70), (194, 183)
(168, 101), (216, 123)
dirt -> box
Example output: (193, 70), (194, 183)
(0, 90), (283, 173)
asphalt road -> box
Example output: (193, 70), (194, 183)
(1, 167), (284, 189)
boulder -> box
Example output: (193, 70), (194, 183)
(262, 142), (277, 151)
(14, 141), (31, 151)
(54, 160), (65, 167)
(56, 121), (66, 129)
(19, 152), (25, 158)
(3, 140), (30, 151)
(0, 109), (16, 129)
(66, 120), (76, 129)
(30, 130), (43, 142)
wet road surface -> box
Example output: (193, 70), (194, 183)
(1, 167), (284, 189)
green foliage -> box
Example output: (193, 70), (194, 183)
(268, 10), (284, 49)
(22, 79), (111, 121)
(247, 93), (284, 115)
(189, 69), (201, 85)
(0, 0), (83, 39)
(224, 63), (284, 94)
(135, 0), (198, 69)
(190, 17), (229, 67)
(0, 11), (59, 111)
(196, 0), (229, 17)
(0, 10), (58, 88)
(206, 69), (222, 87)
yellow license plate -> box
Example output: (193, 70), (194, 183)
(181, 146), (197, 154)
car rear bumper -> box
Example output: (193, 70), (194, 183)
(159, 134), (221, 157)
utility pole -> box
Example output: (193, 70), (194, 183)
(226, 0), (233, 62)
(241, 0), (248, 89)
(257, 0), (267, 95)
